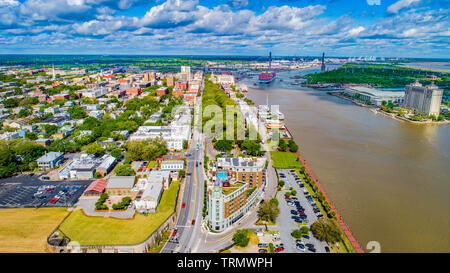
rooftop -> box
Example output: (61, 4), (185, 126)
(36, 151), (63, 162)
(106, 176), (136, 189)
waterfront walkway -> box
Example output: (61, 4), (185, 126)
(295, 150), (365, 253)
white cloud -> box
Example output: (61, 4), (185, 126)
(349, 26), (365, 36)
(0, 0), (19, 6)
(228, 0), (248, 9)
(387, 0), (421, 14)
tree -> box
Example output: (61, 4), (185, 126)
(114, 164), (135, 176)
(311, 218), (343, 244)
(110, 148), (122, 160)
(0, 144), (17, 178)
(288, 139), (298, 153)
(258, 201), (280, 223)
(183, 140), (188, 150)
(240, 139), (261, 156)
(213, 139), (233, 152)
(3, 98), (18, 108)
(82, 142), (105, 155)
(291, 229), (303, 239)
(232, 229), (250, 247)
(126, 138), (167, 161)
(25, 132), (38, 141)
(278, 139), (287, 152)
(269, 198), (279, 206)
(17, 109), (31, 118)
(67, 105), (87, 119)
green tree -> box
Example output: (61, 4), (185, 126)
(82, 142), (105, 155)
(278, 139), (287, 152)
(269, 198), (279, 206)
(114, 164), (135, 176)
(232, 229), (250, 247)
(213, 139), (233, 152)
(288, 139), (299, 153)
(291, 229), (303, 239)
(126, 138), (167, 161)
(110, 148), (122, 160)
(258, 201), (280, 223)
(310, 218), (343, 244)
(240, 139), (261, 156)
(17, 109), (31, 118)
(67, 105), (87, 119)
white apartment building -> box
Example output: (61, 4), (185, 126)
(129, 125), (190, 151)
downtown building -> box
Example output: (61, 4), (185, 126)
(404, 80), (444, 117)
(207, 157), (266, 231)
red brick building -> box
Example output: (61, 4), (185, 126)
(126, 88), (141, 97)
(156, 87), (168, 97)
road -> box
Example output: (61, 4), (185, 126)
(161, 81), (280, 253)
(161, 95), (205, 253)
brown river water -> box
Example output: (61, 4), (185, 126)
(241, 70), (450, 253)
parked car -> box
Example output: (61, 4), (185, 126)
(182, 202), (186, 208)
(302, 235), (310, 240)
(258, 249), (267, 253)
(296, 243), (305, 252)
(45, 187), (55, 191)
(172, 229), (178, 236)
(191, 219), (195, 225)
(258, 243), (268, 248)
(290, 210), (298, 215)
(49, 198), (58, 204)
(34, 191), (43, 196)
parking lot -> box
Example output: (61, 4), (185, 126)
(272, 169), (329, 253)
(0, 175), (90, 208)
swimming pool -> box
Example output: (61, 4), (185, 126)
(218, 171), (227, 180)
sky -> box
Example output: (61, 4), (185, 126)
(0, 0), (449, 57)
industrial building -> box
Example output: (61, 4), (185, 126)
(346, 86), (405, 106)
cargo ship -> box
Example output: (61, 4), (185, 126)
(258, 71), (276, 84)
(258, 52), (276, 84)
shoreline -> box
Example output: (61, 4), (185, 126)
(243, 86), (363, 253)
(328, 92), (450, 124)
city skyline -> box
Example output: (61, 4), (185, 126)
(0, 0), (448, 57)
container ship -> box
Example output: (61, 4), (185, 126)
(258, 71), (276, 84)
(258, 52), (276, 84)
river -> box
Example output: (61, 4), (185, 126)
(240, 70), (450, 253)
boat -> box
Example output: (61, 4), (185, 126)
(259, 71), (276, 84)
(258, 52), (276, 84)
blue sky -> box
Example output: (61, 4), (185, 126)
(0, 0), (448, 57)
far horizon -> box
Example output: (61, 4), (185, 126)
(0, 54), (449, 61)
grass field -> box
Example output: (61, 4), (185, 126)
(58, 180), (180, 245)
(0, 207), (69, 253)
(270, 151), (303, 169)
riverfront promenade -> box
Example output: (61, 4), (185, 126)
(295, 150), (364, 253)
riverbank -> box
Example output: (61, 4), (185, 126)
(243, 89), (362, 253)
(328, 91), (450, 124)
